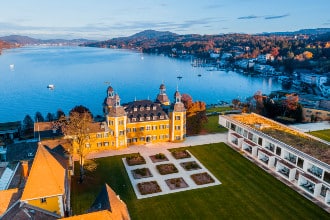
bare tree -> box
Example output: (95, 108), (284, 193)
(62, 108), (93, 183)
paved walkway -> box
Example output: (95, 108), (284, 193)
(289, 121), (330, 132)
(87, 133), (228, 159)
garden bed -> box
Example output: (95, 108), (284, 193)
(149, 153), (169, 163)
(126, 154), (146, 166)
(137, 181), (162, 195)
(165, 177), (189, 190)
(171, 150), (191, 159)
(180, 161), (201, 171)
(156, 163), (178, 175)
(191, 172), (215, 185)
(131, 168), (153, 179)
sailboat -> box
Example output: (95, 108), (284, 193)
(9, 64), (14, 71)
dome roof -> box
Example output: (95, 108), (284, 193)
(107, 86), (114, 92)
(159, 84), (165, 89)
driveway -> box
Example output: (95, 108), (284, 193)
(86, 133), (228, 159)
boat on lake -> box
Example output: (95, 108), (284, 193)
(47, 84), (55, 90)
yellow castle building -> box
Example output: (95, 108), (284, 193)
(102, 83), (186, 149)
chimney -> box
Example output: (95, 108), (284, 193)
(21, 160), (29, 179)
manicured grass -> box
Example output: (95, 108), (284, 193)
(202, 115), (228, 133)
(206, 106), (232, 113)
(71, 143), (329, 219)
(309, 129), (330, 142)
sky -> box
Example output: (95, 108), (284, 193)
(0, 0), (329, 40)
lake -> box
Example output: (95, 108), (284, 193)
(0, 46), (281, 122)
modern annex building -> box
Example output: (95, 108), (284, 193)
(101, 83), (186, 149)
(219, 113), (330, 208)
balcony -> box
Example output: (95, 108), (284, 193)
(307, 166), (323, 179)
(258, 148), (275, 167)
(276, 160), (296, 181)
(298, 173), (322, 197)
(300, 181), (315, 194)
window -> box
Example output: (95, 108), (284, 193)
(132, 138), (138, 143)
(258, 137), (263, 146)
(127, 139), (131, 143)
(104, 132), (109, 137)
(230, 123), (236, 131)
(175, 125), (181, 130)
(140, 127), (145, 131)
(96, 133), (102, 138)
(140, 137), (145, 141)
(127, 128), (131, 133)
(297, 158), (304, 168)
(132, 127), (137, 132)
(175, 136), (181, 140)
(243, 130), (248, 138)
(109, 120), (114, 126)
(275, 147), (281, 156)
(97, 142), (102, 147)
(226, 121), (230, 128)
(104, 142), (109, 146)
(324, 171), (330, 184)
(40, 198), (47, 203)
(146, 125), (151, 131)
(175, 115), (181, 120)
(119, 130), (125, 136)
(152, 125), (157, 130)
(119, 120), (124, 125)
(85, 143), (90, 148)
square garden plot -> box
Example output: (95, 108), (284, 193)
(131, 168), (153, 179)
(126, 154), (146, 166)
(165, 177), (189, 190)
(191, 172), (215, 185)
(156, 163), (178, 175)
(137, 181), (162, 195)
(180, 161), (201, 171)
(149, 153), (169, 163)
(171, 150), (191, 159)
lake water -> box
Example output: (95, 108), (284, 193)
(0, 46), (281, 122)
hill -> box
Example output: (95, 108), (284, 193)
(0, 35), (95, 46)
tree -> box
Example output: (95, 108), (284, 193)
(181, 94), (207, 135)
(69, 105), (93, 118)
(35, 111), (44, 122)
(56, 109), (65, 120)
(62, 106), (93, 183)
(46, 112), (55, 122)
(23, 115), (34, 137)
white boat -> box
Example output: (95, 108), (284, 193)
(47, 84), (55, 90)
(9, 64), (14, 71)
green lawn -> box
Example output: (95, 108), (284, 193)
(202, 115), (228, 133)
(309, 129), (330, 142)
(206, 106), (232, 113)
(71, 143), (329, 219)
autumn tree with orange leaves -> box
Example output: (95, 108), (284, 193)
(181, 94), (207, 135)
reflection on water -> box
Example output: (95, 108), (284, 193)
(0, 46), (281, 122)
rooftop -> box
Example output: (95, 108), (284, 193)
(21, 144), (65, 201)
(229, 113), (330, 165)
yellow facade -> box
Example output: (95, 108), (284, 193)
(26, 195), (62, 215)
(74, 84), (186, 151)
(104, 84), (186, 148)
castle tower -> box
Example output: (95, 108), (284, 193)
(156, 83), (170, 106)
(106, 93), (127, 149)
(169, 89), (186, 142)
(103, 86), (115, 114)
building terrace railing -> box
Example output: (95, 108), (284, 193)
(222, 114), (330, 171)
